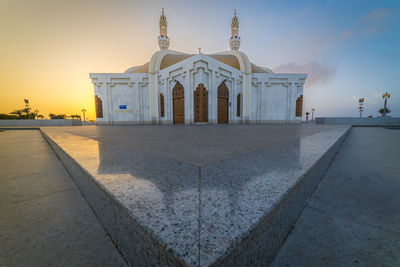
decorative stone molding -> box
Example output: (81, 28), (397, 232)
(229, 36), (241, 50)
(158, 36), (170, 50)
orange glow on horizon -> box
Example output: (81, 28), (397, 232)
(0, 0), (160, 121)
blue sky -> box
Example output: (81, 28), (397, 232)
(165, 0), (400, 117)
(221, 0), (400, 117)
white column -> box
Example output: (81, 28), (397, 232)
(285, 83), (290, 123)
(148, 73), (159, 124)
(289, 82), (297, 121)
(183, 72), (191, 125)
(107, 83), (113, 125)
(213, 72), (220, 124)
(242, 73), (252, 123)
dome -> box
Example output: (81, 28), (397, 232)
(124, 49), (273, 74)
(208, 54), (240, 70)
(250, 63), (273, 73)
(160, 53), (194, 69)
(125, 62), (150, 74)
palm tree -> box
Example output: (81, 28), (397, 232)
(49, 113), (67, 119)
(70, 114), (81, 120)
(10, 109), (23, 119)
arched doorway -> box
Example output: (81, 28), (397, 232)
(194, 83), (208, 123)
(172, 82), (185, 124)
(218, 82), (229, 124)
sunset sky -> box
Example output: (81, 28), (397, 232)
(1, 0), (399, 120)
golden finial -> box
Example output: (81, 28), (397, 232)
(231, 9), (239, 38)
(159, 8), (167, 37)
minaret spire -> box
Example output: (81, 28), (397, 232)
(229, 9), (240, 50)
(158, 8), (170, 50)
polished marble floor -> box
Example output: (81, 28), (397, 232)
(41, 124), (349, 266)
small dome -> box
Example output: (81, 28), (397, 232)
(160, 54), (194, 69)
(251, 63), (273, 73)
(125, 62), (150, 73)
(208, 54), (240, 70)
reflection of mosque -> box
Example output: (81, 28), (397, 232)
(90, 9), (307, 125)
(96, 138), (303, 221)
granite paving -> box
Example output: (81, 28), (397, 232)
(0, 130), (127, 266)
(271, 127), (400, 266)
(40, 124), (336, 165)
(40, 124), (349, 266)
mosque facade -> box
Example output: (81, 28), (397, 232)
(90, 10), (307, 125)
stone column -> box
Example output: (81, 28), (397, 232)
(242, 73), (252, 123)
(183, 72), (191, 125)
(148, 73), (159, 124)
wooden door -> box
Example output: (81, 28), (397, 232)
(172, 82), (185, 124)
(218, 82), (229, 124)
(194, 83), (208, 123)
(296, 95), (303, 117)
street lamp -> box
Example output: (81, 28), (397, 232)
(382, 92), (391, 117)
(81, 108), (86, 122)
(358, 98), (364, 118)
(311, 108), (315, 121)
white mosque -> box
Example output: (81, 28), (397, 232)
(90, 9), (307, 125)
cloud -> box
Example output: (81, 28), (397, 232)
(359, 7), (399, 35)
(340, 7), (399, 39)
(273, 62), (336, 88)
(340, 29), (353, 39)
(295, 7), (313, 19)
(360, 8), (391, 23)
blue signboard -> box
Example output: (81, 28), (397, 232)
(119, 105), (127, 109)
(229, 102), (232, 107)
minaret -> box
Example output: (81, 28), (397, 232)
(229, 9), (240, 50)
(158, 8), (170, 50)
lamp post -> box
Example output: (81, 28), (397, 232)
(382, 92), (391, 117)
(81, 108), (86, 122)
(311, 108), (315, 121)
(358, 98), (364, 118)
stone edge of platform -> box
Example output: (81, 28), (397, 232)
(39, 126), (351, 267)
(40, 129), (186, 267)
(212, 126), (351, 266)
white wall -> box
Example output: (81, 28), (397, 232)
(90, 74), (149, 124)
(251, 74), (306, 123)
(90, 56), (306, 125)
